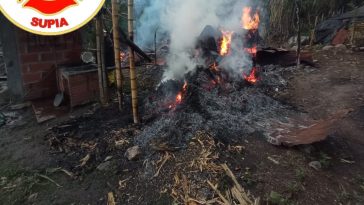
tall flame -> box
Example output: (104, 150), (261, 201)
(176, 81), (188, 104)
(241, 7), (260, 31)
(243, 67), (259, 84)
(169, 81), (188, 109)
(219, 31), (234, 56)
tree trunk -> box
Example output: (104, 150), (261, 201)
(128, 0), (140, 123)
(112, 0), (124, 110)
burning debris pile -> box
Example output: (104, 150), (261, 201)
(138, 64), (310, 149)
(134, 7), (317, 150)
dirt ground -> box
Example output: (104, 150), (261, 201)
(0, 48), (363, 205)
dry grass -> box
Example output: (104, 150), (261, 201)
(151, 131), (258, 205)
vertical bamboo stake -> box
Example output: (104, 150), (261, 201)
(295, 0), (301, 68)
(96, 14), (107, 105)
(310, 16), (319, 47)
(112, 0), (124, 111)
(351, 8), (359, 47)
(100, 14), (109, 104)
(128, 0), (140, 123)
(154, 28), (158, 65)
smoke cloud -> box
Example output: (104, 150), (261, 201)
(135, 0), (259, 82)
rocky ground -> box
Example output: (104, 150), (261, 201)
(0, 47), (363, 205)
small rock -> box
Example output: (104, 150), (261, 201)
(288, 36), (309, 46)
(335, 44), (347, 50)
(97, 161), (112, 171)
(125, 146), (142, 161)
(290, 46), (298, 51)
(104, 156), (113, 162)
(303, 145), (315, 154)
(309, 161), (322, 170)
(28, 193), (38, 203)
(10, 102), (31, 110)
(322, 45), (334, 51)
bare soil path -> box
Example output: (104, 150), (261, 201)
(0, 49), (363, 205)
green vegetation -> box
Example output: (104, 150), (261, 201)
(81, 1), (128, 51)
(295, 168), (306, 183)
(268, 191), (293, 205)
(242, 167), (256, 187)
(265, 0), (364, 43)
(0, 165), (58, 205)
(319, 152), (332, 168)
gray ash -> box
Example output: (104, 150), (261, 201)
(136, 65), (305, 148)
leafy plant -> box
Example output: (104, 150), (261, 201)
(287, 182), (302, 196)
(319, 152), (332, 168)
(242, 167), (256, 187)
(268, 191), (290, 205)
(295, 168), (306, 183)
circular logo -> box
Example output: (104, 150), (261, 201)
(0, 0), (105, 36)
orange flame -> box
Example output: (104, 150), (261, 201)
(244, 45), (257, 57)
(169, 81), (188, 109)
(219, 31), (234, 56)
(210, 62), (219, 72)
(243, 67), (259, 84)
(241, 7), (260, 31)
(120, 52), (127, 61)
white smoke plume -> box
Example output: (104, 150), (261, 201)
(135, 0), (260, 82)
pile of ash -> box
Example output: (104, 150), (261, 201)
(135, 65), (310, 150)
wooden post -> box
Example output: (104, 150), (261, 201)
(154, 28), (158, 65)
(96, 14), (107, 105)
(112, 0), (124, 110)
(128, 0), (140, 123)
(351, 8), (359, 47)
(100, 14), (109, 104)
(295, 0), (301, 68)
(310, 16), (318, 47)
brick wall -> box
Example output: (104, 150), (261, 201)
(66, 71), (99, 107)
(17, 30), (82, 100)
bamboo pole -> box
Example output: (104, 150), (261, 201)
(295, 0), (301, 68)
(100, 14), (109, 104)
(112, 0), (124, 111)
(128, 0), (140, 123)
(154, 28), (157, 65)
(350, 8), (359, 47)
(310, 16), (319, 47)
(96, 14), (107, 105)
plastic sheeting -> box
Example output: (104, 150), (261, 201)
(315, 6), (364, 44)
(315, 19), (346, 44)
